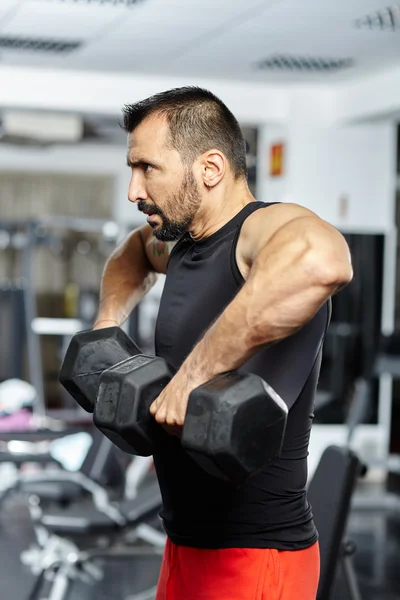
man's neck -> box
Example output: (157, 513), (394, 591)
(189, 186), (255, 241)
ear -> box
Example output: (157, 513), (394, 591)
(199, 150), (226, 190)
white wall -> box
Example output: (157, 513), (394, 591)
(258, 121), (397, 234)
(333, 65), (400, 124)
(0, 66), (289, 125)
(2, 62), (400, 128)
(291, 122), (397, 233)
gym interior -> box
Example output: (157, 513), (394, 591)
(0, 1), (400, 599)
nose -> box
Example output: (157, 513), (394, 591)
(128, 171), (148, 204)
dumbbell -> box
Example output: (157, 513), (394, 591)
(96, 354), (288, 484)
(59, 326), (163, 454)
(59, 326), (140, 412)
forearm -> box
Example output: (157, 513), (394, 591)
(95, 229), (157, 327)
(180, 229), (350, 385)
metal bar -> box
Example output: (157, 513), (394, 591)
(341, 554), (362, 600)
(46, 563), (71, 600)
(31, 318), (84, 336)
(126, 586), (157, 600)
(21, 222), (46, 416)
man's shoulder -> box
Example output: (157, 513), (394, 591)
(238, 202), (318, 267)
(243, 201), (316, 233)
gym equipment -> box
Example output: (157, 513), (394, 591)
(0, 428), (131, 510)
(184, 370), (287, 482)
(22, 475), (163, 600)
(308, 445), (364, 600)
(0, 217), (132, 418)
(59, 327), (167, 455)
(59, 326), (141, 413)
(308, 378), (372, 599)
(97, 354), (288, 483)
(95, 355), (171, 456)
(60, 327), (288, 483)
(59, 327), (148, 454)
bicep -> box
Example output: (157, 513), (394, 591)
(140, 225), (176, 274)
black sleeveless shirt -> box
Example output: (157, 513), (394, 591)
(153, 201), (330, 550)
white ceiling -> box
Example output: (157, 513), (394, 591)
(0, 0), (399, 82)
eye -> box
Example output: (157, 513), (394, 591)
(143, 163), (153, 173)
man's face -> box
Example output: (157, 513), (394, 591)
(127, 115), (202, 241)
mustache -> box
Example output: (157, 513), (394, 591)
(137, 201), (163, 217)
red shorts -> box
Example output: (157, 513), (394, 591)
(156, 539), (320, 600)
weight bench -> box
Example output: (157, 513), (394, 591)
(23, 478), (164, 600)
(308, 444), (365, 600)
(1, 428), (131, 508)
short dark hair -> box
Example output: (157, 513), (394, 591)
(122, 86), (247, 179)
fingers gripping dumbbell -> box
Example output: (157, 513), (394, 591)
(96, 354), (288, 484)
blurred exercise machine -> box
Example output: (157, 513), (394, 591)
(0, 217), (133, 420)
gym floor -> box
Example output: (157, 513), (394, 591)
(1, 484), (400, 600)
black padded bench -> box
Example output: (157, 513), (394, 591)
(40, 479), (162, 535)
(308, 444), (364, 600)
(1, 428), (131, 508)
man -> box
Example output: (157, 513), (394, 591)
(94, 87), (353, 600)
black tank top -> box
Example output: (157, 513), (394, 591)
(153, 201), (331, 550)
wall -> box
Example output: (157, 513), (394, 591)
(3, 62), (400, 127)
(0, 66), (289, 124)
(258, 121), (397, 234)
(333, 64), (400, 124)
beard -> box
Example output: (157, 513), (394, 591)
(138, 170), (202, 242)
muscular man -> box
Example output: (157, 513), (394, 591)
(94, 87), (353, 600)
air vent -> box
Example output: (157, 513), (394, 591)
(0, 36), (81, 54)
(256, 54), (352, 73)
(355, 5), (400, 31)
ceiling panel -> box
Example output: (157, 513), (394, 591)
(99, 0), (276, 53)
(56, 0), (277, 72)
(0, 0), (20, 23)
(166, 0), (400, 81)
(0, 0), (399, 83)
(0, 0), (125, 39)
